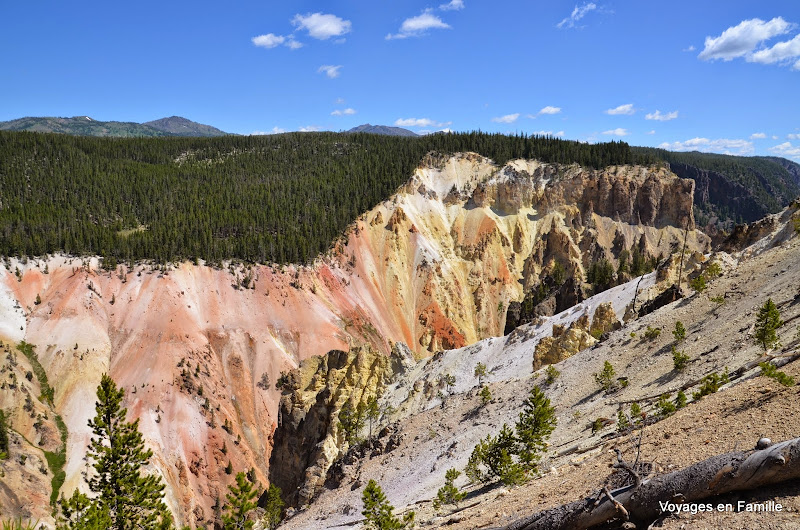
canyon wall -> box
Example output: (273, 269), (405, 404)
(0, 153), (708, 526)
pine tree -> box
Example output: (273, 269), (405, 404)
(515, 386), (556, 472)
(0, 410), (9, 458)
(754, 298), (783, 351)
(361, 480), (413, 529)
(432, 468), (466, 510)
(58, 374), (172, 530)
(222, 472), (260, 530)
(262, 484), (284, 530)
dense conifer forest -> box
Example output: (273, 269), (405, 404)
(0, 131), (652, 264)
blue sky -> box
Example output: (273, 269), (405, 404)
(2, 1), (798, 158)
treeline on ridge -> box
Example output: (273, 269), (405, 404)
(0, 130), (655, 264)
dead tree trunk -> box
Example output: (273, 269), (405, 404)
(500, 437), (800, 530)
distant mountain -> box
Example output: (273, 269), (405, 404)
(0, 116), (229, 137)
(143, 116), (227, 137)
(347, 124), (418, 137)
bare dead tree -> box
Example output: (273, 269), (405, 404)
(498, 436), (800, 530)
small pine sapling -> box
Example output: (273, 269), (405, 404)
(675, 390), (688, 409)
(693, 370), (729, 400)
(594, 361), (617, 393)
(672, 345), (689, 371)
(616, 409), (630, 432)
(474, 362), (487, 385)
(544, 365), (560, 385)
(690, 274), (707, 293)
(754, 298), (783, 351)
(479, 385), (492, 406)
(432, 468), (466, 511)
(657, 393), (676, 416)
(644, 326), (661, 341)
(759, 362), (796, 387)
(673, 321), (686, 343)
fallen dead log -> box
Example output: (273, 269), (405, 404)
(498, 436), (800, 530)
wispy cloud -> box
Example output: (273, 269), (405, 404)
(292, 12), (352, 40)
(251, 127), (287, 135)
(646, 130), (656, 135)
(286, 38), (303, 50)
(538, 106), (562, 115)
(605, 103), (635, 116)
(788, 133), (800, 140)
(698, 17), (792, 61)
(252, 34), (286, 48)
(395, 118), (451, 128)
(602, 128), (629, 136)
(335, 98), (346, 105)
(318, 65), (342, 79)
(658, 137), (754, 155)
(682, 45), (696, 52)
(439, 0), (464, 11)
(491, 113), (520, 124)
(387, 10), (451, 39)
(331, 108), (357, 116)
(769, 141), (800, 158)
(532, 130), (565, 137)
(299, 125), (323, 132)
(750, 132), (767, 139)
(557, 2), (597, 29)
(645, 110), (679, 121)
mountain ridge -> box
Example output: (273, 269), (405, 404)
(0, 115), (229, 137)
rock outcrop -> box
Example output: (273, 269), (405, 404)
(268, 344), (412, 507)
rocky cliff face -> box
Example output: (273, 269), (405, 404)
(0, 153), (708, 526)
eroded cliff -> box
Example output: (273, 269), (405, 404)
(0, 153), (709, 526)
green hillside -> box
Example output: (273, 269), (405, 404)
(0, 130), (643, 264)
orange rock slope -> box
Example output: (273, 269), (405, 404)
(0, 153), (707, 526)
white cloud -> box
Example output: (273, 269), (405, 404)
(658, 137), (754, 155)
(491, 113), (520, 124)
(292, 12), (352, 40)
(773, 135), (779, 140)
(645, 110), (679, 121)
(683, 45), (696, 52)
(749, 33), (800, 65)
(331, 108), (357, 116)
(602, 128), (629, 136)
(788, 133), (800, 140)
(335, 98), (346, 105)
(387, 11), (451, 39)
(251, 127), (287, 135)
(299, 125), (323, 132)
(557, 2), (597, 29)
(769, 141), (800, 158)
(318, 65), (342, 79)
(532, 130), (565, 137)
(795, 58), (800, 70)
(394, 118), (451, 128)
(439, 0), (464, 10)
(605, 103), (635, 115)
(538, 105), (562, 115)
(252, 33), (285, 48)
(750, 132), (767, 139)
(698, 17), (792, 61)
(646, 130), (656, 135)
(286, 38), (303, 50)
